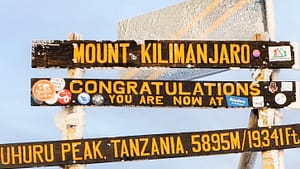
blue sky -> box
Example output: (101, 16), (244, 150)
(0, 0), (299, 169)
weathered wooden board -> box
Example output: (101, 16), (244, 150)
(32, 40), (296, 69)
(31, 78), (296, 108)
(1, 123), (300, 168)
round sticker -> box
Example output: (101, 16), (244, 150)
(78, 92), (90, 105)
(57, 89), (72, 105)
(32, 80), (55, 101)
(275, 93), (287, 105)
(92, 94), (104, 105)
(252, 49), (261, 58)
(45, 93), (58, 105)
(50, 78), (66, 91)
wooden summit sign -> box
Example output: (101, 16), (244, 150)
(31, 78), (296, 108)
(1, 123), (300, 169)
(32, 40), (296, 69)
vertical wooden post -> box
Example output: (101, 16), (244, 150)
(254, 1), (284, 168)
(237, 109), (258, 169)
(238, 32), (284, 169)
(252, 34), (284, 169)
(237, 33), (266, 169)
(55, 33), (86, 169)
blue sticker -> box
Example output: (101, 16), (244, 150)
(78, 92), (91, 105)
(225, 96), (249, 107)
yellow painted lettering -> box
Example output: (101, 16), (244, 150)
(11, 146), (22, 165)
(85, 80), (97, 94)
(250, 83), (261, 95)
(139, 82), (152, 95)
(73, 43), (85, 63)
(126, 81), (138, 95)
(169, 43), (174, 63)
(209, 97), (217, 106)
(32, 145), (44, 163)
(192, 83), (204, 95)
(70, 80), (83, 94)
(156, 96), (163, 105)
(84, 142), (93, 160)
(236, 83), (248, 96)
(108, 95), (116, 104)
(219, 44), (229, 64)
(178, 82), (191, 95)
(157, 43), (168, 63)
(210, 44), (219, 63)
(44, 144), (54, 162)
(151, 138), (160, 155)
(151, 82), (163, 95)
(216, 97), (223, 106)
(92, 141), (103, 159)
(147, 96), (154, 104)
(113, 81), (125, 94)
(107, 43), (118, 63)
(170, 137), (175, 154)
(139, 95), (146, 104)
(196, 43), (207, 63)
(110, 139), (120, 158)
(165, 82), (177, 95)
(205, 83), (216, 96)
(160, 137), (170, 155)
(120, 140), (129, 157)
(61, 143), (71, 161)
(241, 44), (250, 63)
(285, 127), (292, 145)
(141, 43), (152, 63)
(230, 44), (241, 64)
(140, 138), (150, 156)
(220, 133), (230, 150)
(0, 147), (10, 165)
(176, 136), (184, 154)
(185, 44), (196, 63)
(129, 139), (140, 157)
(23, 145), (32, 164)
(230, 131), (241, 149)
(120, 43), (130, 63)
(152, 43), (157, 63)
(85, 43), (96, 64)
(223, 83), (235, 95)
(96, 43), (106, 63)
(174, 43), (185, 64)
(72, 142), (82, 161)
(99, 81), (111, 94)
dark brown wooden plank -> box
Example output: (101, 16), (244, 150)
(1, 123), (300, 168)
(31, 78), (296, 108)
(32, 40), (296, 69)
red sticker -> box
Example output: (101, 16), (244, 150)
(269, 82), (278, 93)
(32, 80), (55, 101)
(57, 89), (72, 104)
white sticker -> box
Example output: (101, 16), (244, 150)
(45, 93), (58, 105)
(92, 94), (104, 105)
(268, 46), (291, 61)
(50, 78), (66, 91)
(275, 93), (287, 105)
(281, 82), (293, 91)
(252, 96), (264, 108)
